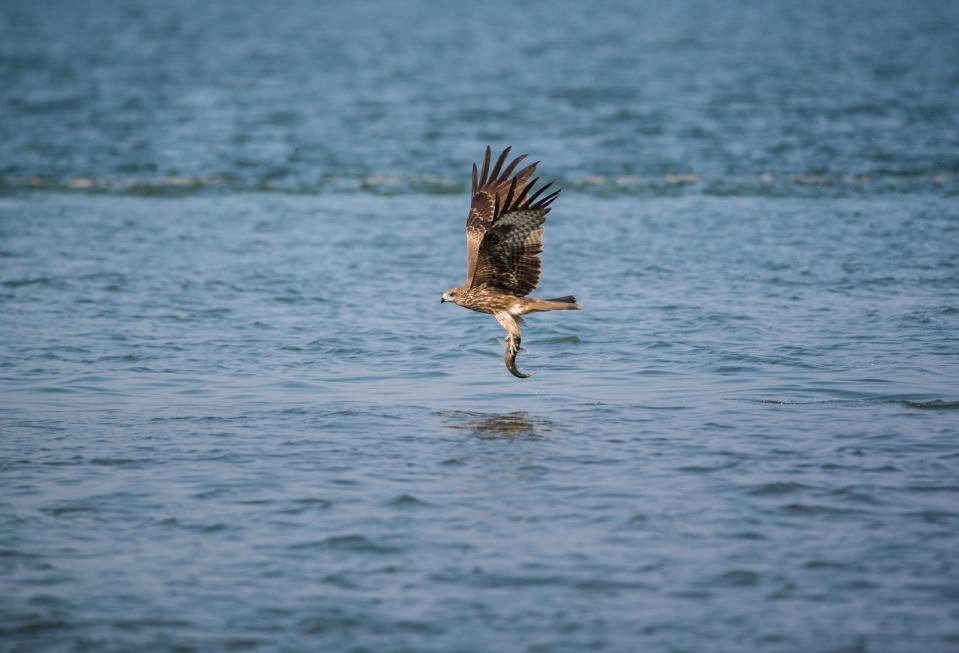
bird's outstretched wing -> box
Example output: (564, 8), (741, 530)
(465, 146), (548, 287)
(465, 146), (561, 293)
(471, 179), (561, 297)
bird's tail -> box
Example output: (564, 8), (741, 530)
(527, 295), (580, 311)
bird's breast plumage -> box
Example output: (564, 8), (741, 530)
(459, 286), (518, 314)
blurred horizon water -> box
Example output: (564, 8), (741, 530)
(2, 1), (959, 652)
(2, 0), (959, 197)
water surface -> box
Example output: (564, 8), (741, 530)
(2, 1), (959, 652)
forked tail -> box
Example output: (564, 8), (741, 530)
(527, 295), (580, 311)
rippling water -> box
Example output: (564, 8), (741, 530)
(2, 1), (959, 652)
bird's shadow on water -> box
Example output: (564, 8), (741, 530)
(442, 410), (552, 440)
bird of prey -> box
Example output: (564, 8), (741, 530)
(441, 146), (579, 378)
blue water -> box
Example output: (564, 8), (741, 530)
(2, 1), (959, 652)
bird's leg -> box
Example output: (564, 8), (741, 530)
(504, 334), (531, 379)
(494, 311), (531, 378)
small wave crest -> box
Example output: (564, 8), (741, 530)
(3, 170), (957, 197)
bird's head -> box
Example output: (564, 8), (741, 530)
(440, 287), (462, 305)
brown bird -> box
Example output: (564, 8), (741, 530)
(441, 146), (580, 378)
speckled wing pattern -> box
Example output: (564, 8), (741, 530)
(465, 146), (540, 286)
(473, 208), (548, 296)
(465, 146), (561, 294)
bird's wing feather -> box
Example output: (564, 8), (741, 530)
(472, 208), (550, 296)
(465, 146), (541, 286)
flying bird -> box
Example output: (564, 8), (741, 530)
(441, 146), (579, 378)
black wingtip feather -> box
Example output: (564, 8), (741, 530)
(503, 177), (517, 213)
(479, 146), (492, 187)
(537, 189), (562, 208)
(524, 181), (553, 207)
(500, 153), (528, 181)
(470, 147), (559, 218)
(489, 146), (511, 183)
(517, 177), (538, 206)
(513, 161), (539, 183)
